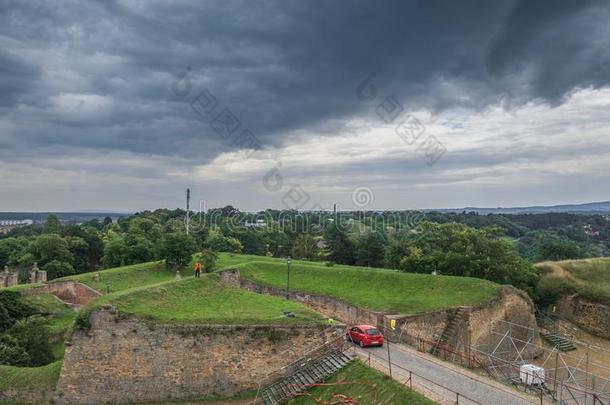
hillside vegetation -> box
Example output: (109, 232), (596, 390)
(535, 258), (610, 306)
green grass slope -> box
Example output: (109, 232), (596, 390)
(105, 274), (323, 325)
(288, 360), (437, 405)
(229, 258), (500, 314)
(0, 360), (62, 394)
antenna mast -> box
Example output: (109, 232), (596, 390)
(185, 188), (191, 235)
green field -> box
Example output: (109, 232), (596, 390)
(106, 274), (323, 325)
(0, 360), (62, 392)
(64, 261), (172, 293)
(229, 258), (500, 314)
(288, 360), (437, 405)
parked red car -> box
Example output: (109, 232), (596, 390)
(346, 325), (384, 347)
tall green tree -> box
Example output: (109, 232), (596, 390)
(43, 214), (62, 234)
(355, 231), (385, 267)
(323, 224), (355, 265)
(159, 232), (196, 269)
(292, 234), (319, 260)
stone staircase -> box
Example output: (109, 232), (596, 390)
(540, 332), (576, 351)
(431, 306), (470, 355)
(260, 351), (352, 405)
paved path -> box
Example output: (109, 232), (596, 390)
(351, 342), (540, 405)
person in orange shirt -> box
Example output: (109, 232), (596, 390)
(194, 262), (202, 278)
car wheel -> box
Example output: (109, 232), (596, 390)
(359, 340), (365, 348)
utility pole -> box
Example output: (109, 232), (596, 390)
(185, 188), (191, 235)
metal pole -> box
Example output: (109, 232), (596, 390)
(553, 349), (559, 397)
(386, 338), (392, 377)
(286, 257), (291, 299)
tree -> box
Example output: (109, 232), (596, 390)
(159, 232), (196, 269)
(205, 230), (243, 253)
(26, 234), (73, 268)
(7, 316), (53, 366)
(323, 224), (355, 265)
(42, 260), (75, 279)
(124, 234), (155, 264)
(0, 237), (28, 268)
(355, 231), (385, 267)
(102, 235), (129, 268)
(103, 216), (113, 227)
(200, 249), (218, 273)
(292, 234), (319, 260)
(43, 214), (62, 234)
(398, 222), (540, 293)
(65, 236), (90, 273)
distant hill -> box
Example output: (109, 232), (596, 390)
(0, 212), (130, 224)
(435, 201), (610, 215)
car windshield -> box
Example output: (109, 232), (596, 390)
(365, 328), (380, 336)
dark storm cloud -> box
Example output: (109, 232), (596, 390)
(1, 0), (609, 162)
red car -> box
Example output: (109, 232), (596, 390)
(346, 325), (384, 347)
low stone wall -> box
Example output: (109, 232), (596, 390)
(24, 280), (101, 306)
(558, 295), (610, 339)
(0, 386), (55, 404)
(55, 308), (335, 404)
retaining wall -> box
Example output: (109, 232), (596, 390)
(557, 295), (610, 339)
(219, 269), (540, 356)
(24, 280), (101, 306)
(54, 308), (335, 404)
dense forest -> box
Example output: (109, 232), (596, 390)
(1, 207), (609, 295)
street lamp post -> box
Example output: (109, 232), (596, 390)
(286, 256), (292, 299)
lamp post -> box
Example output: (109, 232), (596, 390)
(286, 256), (292, 299)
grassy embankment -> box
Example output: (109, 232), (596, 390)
(288, 360), (437, 405)
(536, 258), (610, 305)
(224, 255), (501, 314)
(63, 253), (501, 318)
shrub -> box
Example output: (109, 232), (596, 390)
(0, 334), (30, 366)
(6, 316), (53, 366)
(0, 290), (36, 325)
(200, 249), (218, 273)
(534, 276), (578, 307)
(42, 260), (75, 279)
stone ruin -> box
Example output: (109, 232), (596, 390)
(0, 265), (19, 288)
(30, 262), (47, 284)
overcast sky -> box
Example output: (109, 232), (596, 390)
(2, 0), (610, 212)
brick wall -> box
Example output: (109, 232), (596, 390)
(54, 309), (334, 404)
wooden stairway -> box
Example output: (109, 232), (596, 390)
(260, 351), (352, 405)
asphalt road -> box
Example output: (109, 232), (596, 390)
(352, 342), (538, 405)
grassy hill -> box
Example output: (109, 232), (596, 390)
(536, 258), (610, 305)
(62, 253), (501, 317)
(222, 255), (501, 314)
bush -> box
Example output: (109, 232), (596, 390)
(42, 260), (75, 279)
(325, 261), (335, 267)
(534, 276), (578, 307)
(6, 316), (53, 366)
(0, 334), (30, 366)
(200, 249), (218, 273)
(0, 291), (36, 326)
